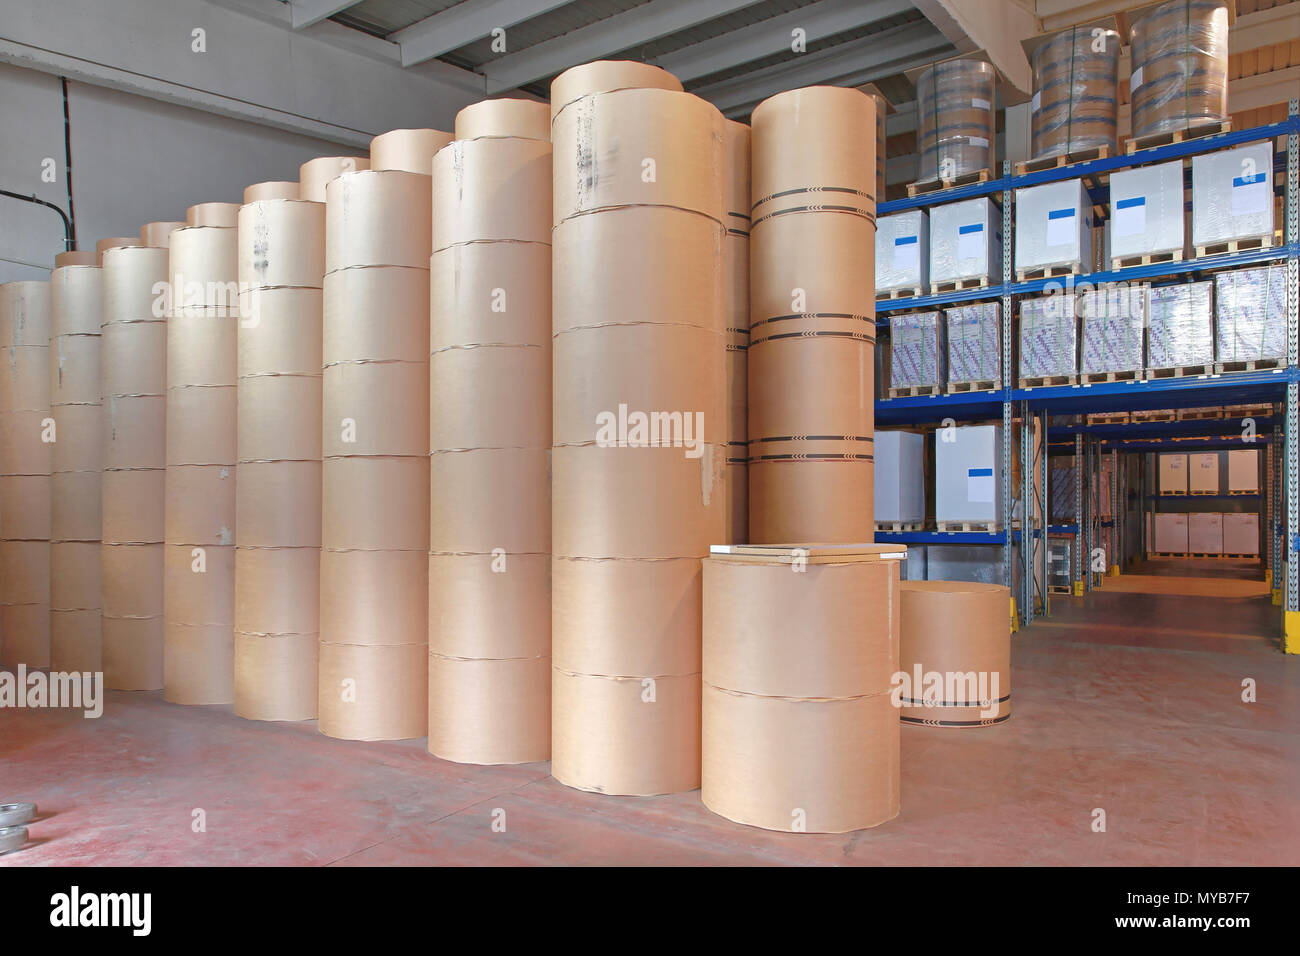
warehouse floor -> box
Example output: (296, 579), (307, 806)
(2, 580), (1296, 866)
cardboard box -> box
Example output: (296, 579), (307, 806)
(1188, 452), (1219, 494)
(1188, 512), (1223, 554)
(1154, 512), (1188, 553)
(1108, 160), (1185, 262)
(935, 425), (1002, 524)
(1191, 141), (1274, 249)
(1227, 449), (1259, 493)
(1222, 513), (1259, 555)
(874, 430), (925, 523)
(929, 197), (1001, 287)
(876, 210), (928, 293)
(1159, 453), (1188, 494)
(1014, 177), (1092, 272)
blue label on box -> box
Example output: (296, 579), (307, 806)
(968, 468), (993, 477)
(1116, 196), (1145, 209)
(1047, 208), (1076, 220)
(1232, 172), (1267, 187)
(894, 235), (918, 246)
(958, 223), (983, 235)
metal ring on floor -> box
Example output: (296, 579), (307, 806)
(0, 826), (28, 855)
(0, 803), (36, 827)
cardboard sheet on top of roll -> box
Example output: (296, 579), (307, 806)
(1029, 26), (1119, 160)
(428, 135), (551, 765)
(233, 196), (325, 722)
(702, 545), (904, 833)
(99, 244), (169, 689)
(549, 68), (724, 796)
(1128, 0), (1229, 139)
(163, 221), (238, 705)
(723, 119), (750, 545)
(0, 280), (52, 668)
(319, 164), (430, 742)
(749, 87), (876, 545)
(454, 98), (550, 142)
(370, 128), (453, 174)
(139, 221), (187, 249)
(915, 58), (996, 182)
(298, 155), (369, 203)
(899, 581), (1010, 727)
(548, 60), (682, 124)
(49, 262), (104, 671)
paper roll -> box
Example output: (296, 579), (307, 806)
(915, 58), (997, 182)
(237, 374), (322, 462)
(298, 155), (369, 203)
(234, 545), (320, 635)
(102, 320), (166, 396)
(236, 288), (323, 376)
(101, 470), (165, 543)
(242, 182), (299, 203)
(164, 463), (236, 545)
(428, 654), (550, 764)
(369, 128), (453, 174)
(51, 336), (102, 407)
(163, 621), (234, 704)
(427, 552), (550, 659)
(165, 387), (236, 465)
(322, 265), (428, 363)
(318, 640), (427, 740)
(51, 264), (103, 336)
(455, 98), (550, 142)
(50, 470), (101, 541)
(0, 279), (52, 345)
(50, 540), (100, 609)
(320, 456), (428, 552)
(432, 138), (552, 248)
(237, 200), (326, 291)
(0, 409), (52, 476)
(1, 347), (53, 410)
(320, 547), (426, 646)
(102, 246), (169, 322)
(0, 605), (51, 669)
(54, 250), (98, 267)
(234, 460), (321, 549)
(163, 542), (235, 624)
(428, 346), (549, 451)
(548, 60), (683, 124)
(51, 608), (102, 672)
(428, 241), (550, 351)
(186, 203), (240, 228)
(0, 475), (52, 539)
(0, 540), (51, 601)
(169, 227), (239, 315)
(100, 542), (164, 617)
(101, 614), (163, 690)
(325, 170), (432, 271)
(748, 458), (874, 545)
(321, 362), (428, 457)
(96, 237), (141, 255)
(234, 631), (318, 720)
(428, 448), (549, 554)
(139, 221), (187, 249)
(103, 395), (166, 469)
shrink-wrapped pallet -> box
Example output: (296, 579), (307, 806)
(1014, 178), (1092, 274)
(1191, 142), (1275, 250)
(915, 58), (996, 182)
(1029, 25), (1120, 160)
(945, 302), (1000, 386)
(1128, 0), (1229, 140)
(1018, 294), (1078, 381)
(876, 211), (928, 294)
(1214, 266), (1286, 366)
(888, 311), (945, 391)
(1108, 160), (1185, 264)
(1147, 280), (1214, 371)
(929, 197), (1001, 288)
(1080, 285), (1145, 375)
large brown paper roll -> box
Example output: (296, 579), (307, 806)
(1129, 0), (1229, 139)
(552, 556), (702, 676)
(165, 387), (236, 465)
(101, 470), (165, 543)
(0, 540), (52, 601)
(0, 605), (51, 668)
(0, 475), (52, 539)
(50, 470), (101, 541)
(428, 242), (550, 351)
(51, 337), (101, 406)
(139, 221), (186, 249)
(163, 541), (235, 624)
(320, 456), (428, 552)
(552, 88), (725, 226)
(101, 615), (163, 689)
(101, 321), (166, 396)
(321, 362), (428, 457)
(428, 448), (549, 554)
(369, 128), (453, 174)
(237, 374), (322, 462)
(723, 121), (751, 547)
(234, 631), (318, 721)
(96, 237), (141, 256)
(169, 227), (239, 317)
(549, 60), (683, 125)
(455, 98), (550, 142)
(427, 552), (550, 659)
(102, 246), (169, 321)
(49, 403), (101, 472)
(1, 347), (53, 410)
(236, 289), (323, 376)
(243, 182), (299, 203)
(428, 346), (549, 450)
(234, 546), (320, 636)
(163, 622), (234, 704)
(899, 580), (1011, 727)
(164, 463), (235, 545)
(320, 548), (426, 646)
(50, 540), (100, 608)
(748, 459), (874, 544)
(318, 640), (427, 740)
(299, 156), (369, 203)
(234, 460), (321, 549)
(551, 669), (701, 795)
(237, 200), (325, 290)
(0, 410), (51, 475)
(322, 265), (428, 363)
(428, 654), (550, 764)
(103, 395), (165, 469)
(55, 250), (99, 268)
(325, 171), (432, 271)
(552, 207), (724, 335)
(100, 543), (163, 617)
(51, 609), (101, 671)
(51, 265), (103, 335)
(915, 58), (996, 182)
(432, 139), (552, 248)
(186, 203), (239, 228)
(0, 280), (52, 344)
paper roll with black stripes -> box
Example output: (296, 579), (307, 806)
(234, 197), (325, 721)
(702, 545), (903, 832)
(899, 580), (1010, 727)
(163, 214), (238, 704)
(749, 87), (876, 543)
(100, 245), (168, 689)
(49, 263), (104, 672)
(320, 166), (431, 741)
(550, 72), (726, 795)
(723, 119), (750, 544)
(1128, 0), (1229, 140)
(1030, 26), (1120, 160)
(455, 99), (550, 142)
(916, 59), (996, 182)
(428, 136), (552, 764)
(0, 280), (52, 668)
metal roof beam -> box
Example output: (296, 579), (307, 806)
(394, 0), (575, 67)
(289, 0), (363, 30)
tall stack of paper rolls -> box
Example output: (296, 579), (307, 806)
(550, 64), (726, 795)
(428, 132), (551, 764)
(723, 120), (750, 544)
(748, 87), (876, 543)
(233, 192), (325, 720)
(319, 137), (442, 740)
(49, 261), (103, 671)
(299, 156), (368, 203)
(101, 233), (174, 688)
(1030, 27), (1120, 160)
(0, 281), (52, 667)
(1128, 0), (1229, 139)
(163, 208), (238, 704)
(916, 59), (996, 182)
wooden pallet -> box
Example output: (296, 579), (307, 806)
(877, 286), (924, 301)
(887, 384), (943, 398)
(1018, 375), (1077, 388)
(875, 521), (926, 532)
(1224, 404), (1272, 418)
(1176, 407), (1225, 420)
(1195, 235), (1273, 258)
(1014, 145), (1111, 177)
(1157, 490), (1187, 496)
(928, 276), (990, 295)
(1110, 249), (1183, 271)
(906, 167), (993, 198)
(1081, 369), (1140, 384)
(1187, 490), (1217, 496)
(935, 520), (1005, 533)
(1220, 553), (1259, 559)
(946, 380), (997, 394)
(1130, 409), (1177, 422)
(1086, 412), (1130, 425)
(1047, 584), (1075, 595)
(1215, 358), (1284, 374)
(1227, 489), (1260, 495)
(1015, 263), (1081, 283)
(1146, 365), (1212, 380)
(1126, 120), (1231, 155)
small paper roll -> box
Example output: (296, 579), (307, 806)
(455, 98), (550, 142)
(186, 203), (240, 228)
(139, 221), (187, 249)
(299, 156), (369, 203)
(369, 128), (453, 174)
(242, 182), (299, 203)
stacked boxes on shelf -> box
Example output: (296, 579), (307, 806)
(888, 311), (945, 395)
(1159, 453), (1188, 494)
(935, 425), (1002, 529)
(1108, 160), (1185, 267)
(1080, 285), (1145, 380)
(1153, 513), (1189, 553)
(1223, 513), (1260, 555)
(1188, 453), (1219, 494)
(1018, 294), (1078, 385)
(1214, 265), (1286, 370)
(1188, 513), (1223, 554)
(874, 431), (925, 527)
(945, 302), (1001, 390)
(875, 211), (928, 296)
(929, 197), (1001, 291)
(1227, 449), (1259, 493)
(1147, 281), (1214, 375)
(1014, 178), (1092, 278)
(1191, 141), (1275, 253)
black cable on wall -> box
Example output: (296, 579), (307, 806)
(61, 75), (77, 249)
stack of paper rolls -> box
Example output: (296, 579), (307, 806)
(723, 119), (750, 544)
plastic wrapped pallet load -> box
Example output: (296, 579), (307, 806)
(888, 311), (945, 393)
(1108, 160), (1185, 265)
(1214, 266), (1286, 369)
(749, 86), (877, 544)
(1188, 452), (1219, 494)
(49, 259), (104, 671)
(454, 98), (550, 141)
(915, 58), (996, 182)
(319, 143), (438, 740)
(100, 239), (170, 688)
(1028, 24), (1120, 160)
(1191, 142), (1275, 251)
(702, 544), (904, 832)
(1079, 285), (1145, 377)
(874, 431), (925, 525)
(723, 119), (750, 545)
(945, 302), (1000, 388)
(164, 211), (239, 705)
(929, 197), (1000, 289)
(1147, 280), (1213, 374)
(427, 133), (552, 764)
(0, 281), (52, 668)
(935, 425), (1003, 527)
(1014, 178), (1092, 276)
(1222, 513), (1259, 555)
(899, 581), (1010, 727)
(233, 192), (326, 721)
(550, 69), (725, 795)
(1018, 294), (1078, 384)
(1128, 0), (1229, 140)
(875, 211), (928, 295)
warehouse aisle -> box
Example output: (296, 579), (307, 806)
(3, 585), (1294, 867)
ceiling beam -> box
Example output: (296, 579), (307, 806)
(481, 0), (768, 94)
(394, 0), (575, 67)
(289, 0), (362, 31)
(653, 0), (914, 83)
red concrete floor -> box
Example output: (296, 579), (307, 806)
(2, 582), (1297, 866)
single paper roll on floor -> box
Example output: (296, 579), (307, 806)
(898, 580), (1011, 727)
(427, 654), (550, 765)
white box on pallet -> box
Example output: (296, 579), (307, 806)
(1014, 177), (1092, 274)
(1188, 512), (1223, 554)
(1188, 452), (1219, 494)
(1159, 453), (1187, 494)
(1222, 513), (1259, 555)
(1191, 142), (1274, 250)
(1227, 449), (1259, 493)
(874, 430), (926, 524)
(935, 424), (1003, 526)
(1154, 513), (1189, 553)
(929, 197), (1001, 288)
(876, 211), (929, 294)
(1108, 160), (1185, 264)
